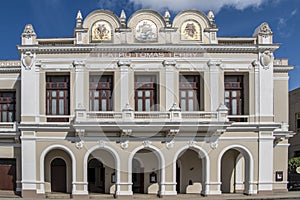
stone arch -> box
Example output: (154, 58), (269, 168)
(127, 9), (166, 28)
(83, 10), (121, 29)
(128, 144), (165, 194)
(82, 10), (121, 43)
(173, 145), (210, 195)
(39, 144), (76, 194)
(83, 144), (121, 194)
(173, 10), (211, 28)
(173, 10), (212, 44)
(218, 144), (255, 195)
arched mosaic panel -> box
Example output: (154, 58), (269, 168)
(180, 20), (201, 41)
(135, 20), (158, 42)
(91, 20), (112, 42)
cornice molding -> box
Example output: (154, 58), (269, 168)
(18, 44), (280, 55)
(273, 66), (294, 73)
(0, 61), (21, 73)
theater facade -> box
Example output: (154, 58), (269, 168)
(0, 9), (294, 198)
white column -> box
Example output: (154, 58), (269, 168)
(21, 132), (37, 191)
(258, 131), (274, 191)
(163, 60), (176, 110)
(252, 61), (260, 121)
(118, 60), (131, 109)
(73, 61), (86, 109)
(208, 60), (222, 111)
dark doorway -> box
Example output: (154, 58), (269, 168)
(0, 159), (16, 191)
(132, 159), (144, 193)
(176, 162), (180, 193)
(88, 158), (105, 193)
(51, 158), (67, 193)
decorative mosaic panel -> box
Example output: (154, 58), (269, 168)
(91, 21), (112, 42)
(180, 20), (201, 41)
(135, 20), (158, 42)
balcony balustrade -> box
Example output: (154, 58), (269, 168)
(75, 105), (228, 124)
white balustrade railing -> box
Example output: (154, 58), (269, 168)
(0, 122), (17, 131)
(75, 108), (227, 123)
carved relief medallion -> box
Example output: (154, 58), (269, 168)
(181, 21), (201, 41)
(91, 21), (112, 42)
(260, 51), (274, 70)
(135, 20), (158, 42)
(22, 51), (34, 70)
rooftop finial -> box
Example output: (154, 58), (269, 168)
(120, 10), (127, 27)
(76, 10), (83, 28)
(22, 24), (36, 39)
(207, 10), (215, 23)
(164, 10), (171, 27)
(76, 10), (82, 19)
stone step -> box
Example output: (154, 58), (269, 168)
(46, 192), (71, 199)
(131, 194), (159, 199)
(89, 193), (114, 199)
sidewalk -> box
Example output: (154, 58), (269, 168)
(0, 191), (300, 200)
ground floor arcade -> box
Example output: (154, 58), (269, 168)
(18, 131), (289, 198)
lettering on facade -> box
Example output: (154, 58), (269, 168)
(90, 52), (204, 58)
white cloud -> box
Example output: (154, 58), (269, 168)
(129, 0), (269, 12)
(277, 9), (297, 37)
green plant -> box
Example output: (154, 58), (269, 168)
(288, 157), (300, 172)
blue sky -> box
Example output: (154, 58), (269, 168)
(0, 0), (299, 90)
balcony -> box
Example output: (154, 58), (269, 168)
(73, 104), (230, 134)
(0, 122), (17, 132)
(75, 110), (222, 122)
(0, 122), (19, 142)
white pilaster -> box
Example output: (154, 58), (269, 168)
(163, 60), (176, 110)
(21, 56), (39, 122)
(74, 61), (86, 108)
(21, 132), (37, 190)
(252, 61), (260, 120)
(258, 54), (274, 119)
(258, 131), (274, 191)
(118, 60), (131, 109)
(252, 55), (274, 121)
(208, 60), (222, 111)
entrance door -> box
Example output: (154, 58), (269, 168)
(132, 159), (144, 193)
(51, 158), (66, 193)
(0, 159), (16, 191)
(88, 159), (105, 193)
(132, 171), (144, 193)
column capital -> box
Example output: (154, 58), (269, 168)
(117, 60), (131, 67)
(207, 60), (222, 67)
(252, 60), (260, 72)
(162, 60), (176, 67)
(73, 60), (85, 67)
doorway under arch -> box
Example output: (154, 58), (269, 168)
(176, 149), (203, 194)
(88, 158), (105, 193)
(85, 149), (117, 194)
(44, 148), (73, 194)
(131, 149), (161, 194)
(220, 147), (253, 194)
(51, 158), (67, 193)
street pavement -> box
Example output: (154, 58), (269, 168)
(0, 191), (300, 200)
